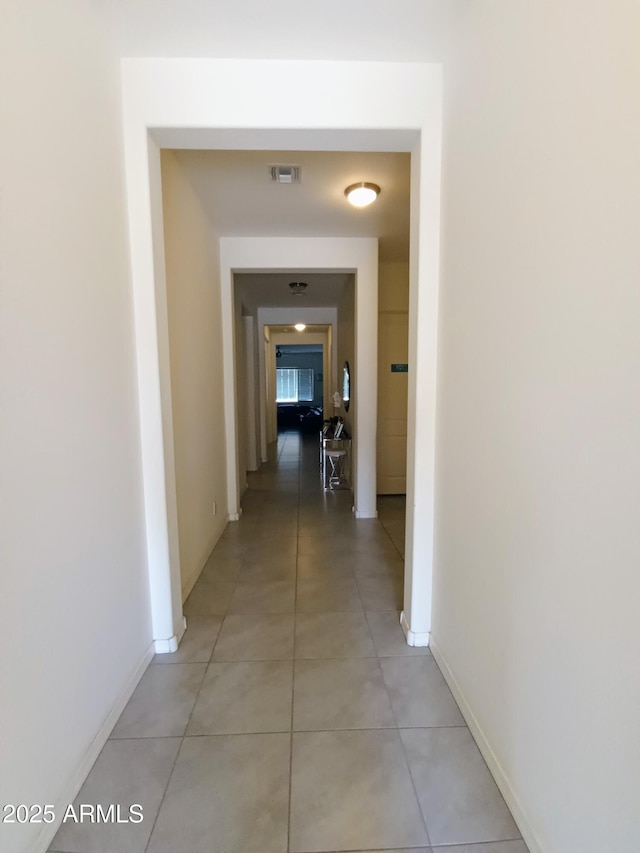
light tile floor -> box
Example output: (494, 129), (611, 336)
(50, 430), (527, 853)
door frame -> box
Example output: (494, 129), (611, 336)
(120, 58), (442, 650)
(220, 238), (377, 521)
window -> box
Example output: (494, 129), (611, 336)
(276, 368), (314, 402)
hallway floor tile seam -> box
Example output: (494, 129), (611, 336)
(107, 722), (471, 741)
(138, 736), (183, 853)
(298, 433), (430, 851)
(141, 630), (222, 853)
(141, 537), (291, 853)
(287, 432), (302, 853)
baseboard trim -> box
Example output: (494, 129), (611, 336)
(429, 636), (543, 853)
(228, 509), (242, 522)
(354, 510), (378, 519)
(181, 517), (229, 602)
(154, 616), (187, 654)
(30, 641), (155, 853)
(400, 610), (430, 646)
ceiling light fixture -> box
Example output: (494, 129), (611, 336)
(344, 182), (381, 208)
(289, 281), (308, 295)
(294, 323), (306, 332)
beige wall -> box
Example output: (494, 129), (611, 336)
(433, 3), (640, 851)
(378, 262), (409, 493)
(161, 150), (228, 598)
(0, 3), (150, 852)
(379, 261), (409, 313)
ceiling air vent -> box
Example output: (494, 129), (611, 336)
(270, 165), (302, 184)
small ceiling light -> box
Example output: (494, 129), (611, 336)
(344, 182), (381, 208)
(294, 323), (306, 332)
(289, 281), (308, 295)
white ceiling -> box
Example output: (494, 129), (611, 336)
(235, 273), (351, 313)
(172, 149), (410, 262)
(95, 0), (456, 62)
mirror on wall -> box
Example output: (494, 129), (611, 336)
(342, 361), (351, 412)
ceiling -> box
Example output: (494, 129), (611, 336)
(235, 273), (351, 313)
(172, 149), (410, 263)
(95, 0), (456, 62)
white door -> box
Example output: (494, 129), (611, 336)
(377, 312), (408, 494)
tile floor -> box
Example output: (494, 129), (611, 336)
(50, 430), (527, 853)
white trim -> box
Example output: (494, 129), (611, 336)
(228, 511), (242, 522)
(355, 510), (378, 519)
(120, 58), (442, 673)
(153, 616), (187, 653)
(29, 643), (155, 853)
(429, 636), (543, 853)
(400, 609), (430, 646)
(219, 236), (378, 519)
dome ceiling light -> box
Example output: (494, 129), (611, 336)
(344, 182), (381, 208)
(294, 323), (306, 331)
(289, 281), (308, 295)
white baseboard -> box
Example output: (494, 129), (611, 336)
(354, 510), (378, 519)
(153, 616), (187, 653)
(181, 563), (201, 602)
(400, 610), (431, 646)
(181, 517), (229, 602)
(429, 636), (543, 853)
(228, 509), (242, 521)
(30, 642), (155, 853)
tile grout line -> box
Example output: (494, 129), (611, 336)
(286, 431), (301, 853)
(369, 530), (434, 852)
(140, 732), (186, 853)
(107, 722), (469, 741)
(142, 441), (259, 852)
(396, 721), (435, 851)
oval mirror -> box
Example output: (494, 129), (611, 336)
(342, 361), (351, 412)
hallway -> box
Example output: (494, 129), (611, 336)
(50, 432), (526, 853)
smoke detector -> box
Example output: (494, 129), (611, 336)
(289, 281), (308, 295)
(270, 165), (302, 184)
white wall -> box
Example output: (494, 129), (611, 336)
(120, 55), (441, 672)
(234, 289), (248, 495)
(0, 3), (151, 852)
(161, 150), (228, 598)
(243, 315), (261, 471)
(337, 279), (356, 438)
(433, 3), (640, 852)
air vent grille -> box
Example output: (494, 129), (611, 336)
(269, 165), (302, 184)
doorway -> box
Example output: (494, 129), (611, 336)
(121, 58), (442, 651)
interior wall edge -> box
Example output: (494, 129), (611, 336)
(26, 642), (155, 853)
(430, 635), (544, 853)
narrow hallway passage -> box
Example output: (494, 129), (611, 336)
(50, 432), (526, 853)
